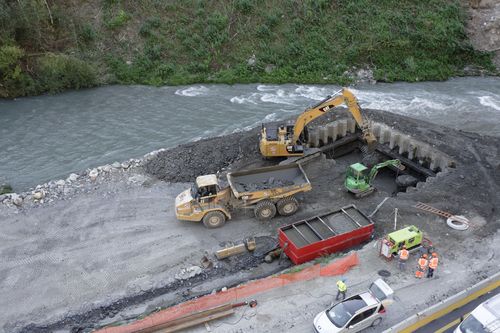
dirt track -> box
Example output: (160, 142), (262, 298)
(1, 110), (499, 332)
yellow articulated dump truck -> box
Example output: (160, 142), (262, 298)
(175, 163), (312, 228)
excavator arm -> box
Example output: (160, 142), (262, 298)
(368, 159), (404, 183)
(292, 88), (376, 145)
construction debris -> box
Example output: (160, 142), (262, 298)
(216, 238), (257, 260)
(216, 243), (247, 260)
(368, 197), (389, 218)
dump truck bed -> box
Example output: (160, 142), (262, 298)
(227, 163), (311, 199)
(278, 204), (374, 264)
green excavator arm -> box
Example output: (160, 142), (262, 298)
(367, 159), (404, 184)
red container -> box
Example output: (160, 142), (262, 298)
(278, 204), (374, 264)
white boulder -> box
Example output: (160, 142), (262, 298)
(67, 173), (79, 182)
(89, 169), (99, 181)
(33, 190), (45, 200)
(10, 193), (23, 206)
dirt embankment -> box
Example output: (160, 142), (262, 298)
(465, 0), (500, 69)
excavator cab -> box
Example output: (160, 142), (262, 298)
(345, 159), (404, 198)
(260, 122), (304, 156)
(345, 163), (370, 194)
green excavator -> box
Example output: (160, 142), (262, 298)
(345, 159), (405, 197)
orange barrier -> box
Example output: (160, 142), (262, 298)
(97, 252), (359, 333)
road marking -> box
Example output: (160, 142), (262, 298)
(399, 279), (500, 333)
(434, 312), (469, 333)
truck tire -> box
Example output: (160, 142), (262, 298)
(202, 211), (226, 228)
(277, 197), (299, 216)
(254, 200), (277, 221)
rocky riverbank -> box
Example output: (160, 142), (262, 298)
(0, 151), (162, 212)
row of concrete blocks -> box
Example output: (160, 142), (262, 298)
(308, 120), (453, 172)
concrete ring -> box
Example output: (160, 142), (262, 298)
(446, 215), (469, 231)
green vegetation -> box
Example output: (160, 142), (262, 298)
(0, 184), (13, 195)
(0, 0), (495, 98)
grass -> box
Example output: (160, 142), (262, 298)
(0, 0), (495, 98)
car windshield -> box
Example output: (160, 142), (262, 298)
(327, 297), (367, 328)
(370, 283), (387, 301)
(459, 315), (487, 333)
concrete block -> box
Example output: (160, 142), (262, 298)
(309, 130), (319, 147)
(389, 133), (400, 150)
(339, 120), (347, 137)
(399, 139), (409, 155)
(347, 119), (356, 133)
(327, 123), (337, 141)
(319, 127), (328, 145)
(408, 143), (417, 160)
(429, 154), (438, 171)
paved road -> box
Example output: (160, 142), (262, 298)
(413, 286), (500, 333)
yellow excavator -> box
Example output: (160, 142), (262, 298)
(259, 88), (376, 158)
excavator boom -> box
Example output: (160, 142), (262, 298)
(292, 88), (375, 144)
(259, 88), (376, 158)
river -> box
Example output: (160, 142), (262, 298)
(1, 77), (499, 191)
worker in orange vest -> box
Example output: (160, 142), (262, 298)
(415, 253), (428, 278)
(427, 252), (439, 278)
(398, 246), (409, 271)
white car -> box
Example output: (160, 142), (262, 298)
(454, 292), (500, 333)
(313, 278), (393, 333)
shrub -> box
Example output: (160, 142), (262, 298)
(0, 45), (35, 97)
(78, 24), (97, 44)
(139, 17), (161, 37)
(235, 0), (254, 14)
(36, 54), (97, 93)
(106, 9), (130, 29)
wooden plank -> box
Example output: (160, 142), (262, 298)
(156, 309), (235, 333)
(135, 304), (233, 333)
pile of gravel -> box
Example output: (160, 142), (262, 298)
(144, 129), (260, 183)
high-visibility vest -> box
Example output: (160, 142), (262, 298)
(418, 258), (428, 269)
(399, 249), (409, 260)
(429, 257), (439, 269)
(337, 280), (347, 292)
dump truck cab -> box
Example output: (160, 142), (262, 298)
(175, 174), (232, 228)
(192, 175), (219, 201)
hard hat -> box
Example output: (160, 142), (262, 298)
(422, 254), (428, 258)
(402, 245), (407, 249)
